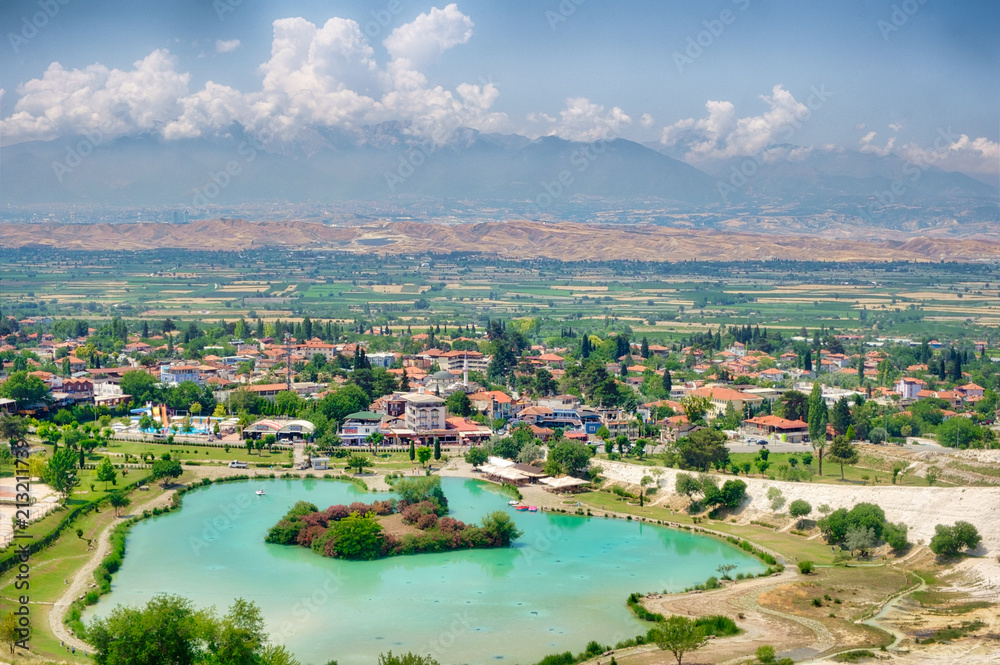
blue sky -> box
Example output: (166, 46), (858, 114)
(1, 0), (997, 175)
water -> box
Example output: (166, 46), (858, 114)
(86, 477), (763, 665)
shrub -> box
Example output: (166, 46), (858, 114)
(417, 513), (439, 530)
(797, 560), (814, 574)
(811, 598), (822, 607)
(883, 522), (910, 551)
(789, 499), (812, 519)
(930, 521), (981, 557)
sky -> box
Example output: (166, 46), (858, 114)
(1, 0), (998, 176)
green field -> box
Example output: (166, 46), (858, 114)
(3, 249), (999, 342)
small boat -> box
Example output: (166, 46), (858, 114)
(255, 489), (266, 496)
(515, 505), (529, 511)
(527, 506), (538, 512)
(508, 500), (520, 506)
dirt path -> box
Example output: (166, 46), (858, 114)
(48, 487), (177, 652)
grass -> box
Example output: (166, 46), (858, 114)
(727, 452), (939, 487)
(0, 474), (178, 663)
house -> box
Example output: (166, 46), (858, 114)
(160, 363), (203, 386)
(742, 415), (810, 443)
(402, 392), (447, 432)
(444, 417), (493, 444)
(895, 377), (927, 400)
(242, 418), (315, 442)
(468, 390), (513, 420)
(957, 383), (985, 399)
(364, 351), (395, 368)
(535, 353), (565, 369)
(688, 386), (764, 417)
(338, 412), (385, 446)
(759, 368), (785, 382)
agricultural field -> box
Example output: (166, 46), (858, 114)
(3, 249), (1000, 342)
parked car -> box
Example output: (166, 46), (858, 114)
(756, 438), (768, 445)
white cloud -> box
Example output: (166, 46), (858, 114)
(1, 50), (189, 143)
(530, 97), (631, 142)
(660, 85), (810, 161)
(215, 39), (241, 53)
(898, 134), (1000, 176)
(639, 113), (654, 129)
(0, 10), (506, 146)
(383, 4), (473, 64)
(888, 122), (903, 132)
(859, 130), (895, 157)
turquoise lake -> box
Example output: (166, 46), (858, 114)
(86, 477), (763, 664)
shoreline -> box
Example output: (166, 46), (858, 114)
(25, 458), (1000, 665)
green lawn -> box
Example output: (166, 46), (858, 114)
(0, 476), (178, 663)
(727, 452), (943, 487)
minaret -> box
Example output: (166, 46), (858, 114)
(463, 350), (469, 387)
(284, 332), (292, 392)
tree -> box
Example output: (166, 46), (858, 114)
(952, 521), (982, 551)
(433, 437), (441, 461)
(662, 369), (672, 393)
(705, 479), (747, 509)
(416, 446), (432, 467)
(674, 473), (701, 499)
(930, 521), (982, 557)
(409, 439), (416, 462)
(831, 396), (852, 435)
(0, 610), (26, 656)
(378, 652), (441, 665)
(151, 459), (182, 487)
(936, 417), (983, 449)
(96, 456), (118, 490)
(868, 426), (888, 445)
(776, 390), (808, 421)
(789, 499), (812, 520)
(807, 383), (828, 475)
(680, 395), (712, 424)
(347, 455), (371, 474)
(652, 614), (708, 665)
(883, 522), (910, 551)
(108, 489), (131, 517)
(480, 510), (523, 546)
(120, 369), (160, 404)
(42, 448), (79, 498)
(632, 438), (647, 459)
(329, 513), (385, 560)
(445, 390), (472, 417)
(825, 435), (858, 481)
(0, 414), (29, 447)
(0, 371), (50, 405)
(548, 439), (593, 477)
(465, 446), (488, 469)
(88, 594), (203, 665)
(675, 429), (729, 472)
(517, 441), (542, 464)
(845, 525), (876, 557)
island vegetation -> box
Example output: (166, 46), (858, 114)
(265, 477), (522, 560)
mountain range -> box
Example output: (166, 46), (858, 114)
(2, 124), (995, 227)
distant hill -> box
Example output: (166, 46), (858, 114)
(2, 218), (998, 262)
